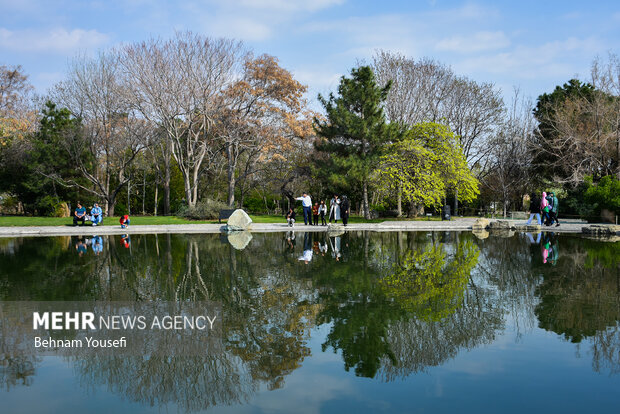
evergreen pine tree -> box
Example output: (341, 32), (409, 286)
(314, 66), (401, 219)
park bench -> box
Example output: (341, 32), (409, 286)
(218, 209), (236, 224)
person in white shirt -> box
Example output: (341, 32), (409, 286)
(329, 195), (341, 223)
(295, 192), (312, 225)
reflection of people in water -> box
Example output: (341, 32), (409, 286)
(526, 232), (541, 245)
(329, 235), (342, 261)
(540, 233), (559, 265)
(298, 232), (313, 264)
(75, 238), (88, 256)
(91, 235), (103, 255)
(285, 230), (296, 250)
(121, 234), (131, 249)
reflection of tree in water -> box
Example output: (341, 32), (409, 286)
(0, 356), (38, 391)
(69, 233), (319, 409)
(2, 231), (619, 409)
(315, 232), (505, 379)
(72, 355), (254, 412)
(534, 237), (620, 374)
(474, 233), (543, 337)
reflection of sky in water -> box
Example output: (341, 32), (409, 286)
(1, 232), (619, 413)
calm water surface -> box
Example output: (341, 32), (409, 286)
(0, 231), (619, 413)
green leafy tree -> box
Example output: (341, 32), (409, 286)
(374, 122), (479, 211)
(314, 66), (402, 218)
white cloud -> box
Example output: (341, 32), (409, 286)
(455, 37), (600, 80)
(228, 0), (345, 12)
(0, 27), (109, 53)
(208, 17), (273, 41)
(436, 31), (510, 53)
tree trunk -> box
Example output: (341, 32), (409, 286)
(154, 185), (159, 216)
(363, 180), (370, 219)
(397, 182), (402, 217)
(107, 198), (116, 217)
(226, 142), (236, 208)
(163, 152), (171, 215)
(454, 187), (459, 217)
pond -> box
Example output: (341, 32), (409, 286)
(0, 231), (619, 413)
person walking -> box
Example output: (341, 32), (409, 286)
(318, 200), (328, 226)
(312, 202), (319, 226)
(540, 192), (550, 226)
(547, 192), (560, 227)
(285, 207), (296, 227)
(340, 195), (350, 226)
(329, 195), (341, 223)
(295, 192), (312, 225)
(526, 193), (542, 225)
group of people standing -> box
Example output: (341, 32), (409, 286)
(527, 191), (560, 227)
(286, 193), (351, 227)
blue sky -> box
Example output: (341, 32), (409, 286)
(1, 0), (618, 106)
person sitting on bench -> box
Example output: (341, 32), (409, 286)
(73, 202), (86, 226)
(90, 203), (103, 226)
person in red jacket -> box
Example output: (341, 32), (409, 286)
(119, 214), (130, 228)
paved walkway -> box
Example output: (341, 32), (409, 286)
(0, 217), (607, 238)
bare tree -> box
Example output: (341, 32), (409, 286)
(0, 64), (35, 140)
(119, 32), (245, 208)
(50, 52), (152, 215)
(372, 50), (504, 214)
(482, 89), (534, 217)
(217, 54), (312, 207)
(531, 55), (620, 185)
(590, 53), (620, 180)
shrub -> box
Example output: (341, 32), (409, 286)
(35, 196), (70, 217)
(584, 175), (620, 214)
(177, 199), (228, 220)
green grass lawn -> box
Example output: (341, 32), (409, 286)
(0, 214), (445, 227)
(0, 216), (214, 227)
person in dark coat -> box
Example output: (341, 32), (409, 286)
(526, 193), (541, 225)
(546, 192), (560, 227)
(340, 195), (350, 226)
(285, 207), (296, 227)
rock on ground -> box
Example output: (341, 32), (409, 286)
(225, 209), (252, 231)
(472, 218), (490, 230)
(582, 224), (620, 236)
(488, 220), (512, 230)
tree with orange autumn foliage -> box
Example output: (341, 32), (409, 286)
(218, 54), (315, 207)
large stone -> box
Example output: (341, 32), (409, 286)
(472, 218), (489, 230)
(225, 209), (252, 231)
(582, 224), (620, 236)
(227, 231), (253, 250)
(488, 220), (511, 230)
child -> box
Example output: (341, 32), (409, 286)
(119, 214), (130, 229)
(312, 203), (319, 226)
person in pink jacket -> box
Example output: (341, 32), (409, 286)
(540, 192), (550, 225)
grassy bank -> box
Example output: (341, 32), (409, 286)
(0, 214), (443, 227)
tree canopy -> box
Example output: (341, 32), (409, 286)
(314, 65), (402, 218)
